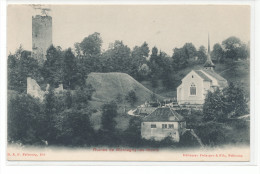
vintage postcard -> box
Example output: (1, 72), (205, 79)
(7, 4), (251, 162)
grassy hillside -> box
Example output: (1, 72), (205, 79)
(86, 72), (164, 108)
(215, 60), (250, 97)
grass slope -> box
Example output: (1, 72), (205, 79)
(86, 72), (164, 107)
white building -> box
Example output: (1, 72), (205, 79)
(141, 107), (186, 142)
(177, 36), (228, 105)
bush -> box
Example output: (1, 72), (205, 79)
(125, 90), (138, 106)
(8, 94), (45, 144)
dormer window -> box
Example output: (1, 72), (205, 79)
(190, 83), (196, 95)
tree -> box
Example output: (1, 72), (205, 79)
(8, 48), (41, 93)
(172, 47), (188, 69)
(149, 47), (164, 78)
(222, 36), (248, 61)
(211, 43), (224, 63)
(101, 40), (132, 73)
(183, 43), (197, 60)
(72, 84), (95, 110)
(131, 42), (150, 79)
(42, 45), (64, 87)
(125, 90), (138, 106)
(8, 94), (45, 144)
(197, 46), (207, 64)
(55, 108), (94, 146)
(222, 83), (248, 117)
(63, 48), (78, 89)
(101, 102), (118, 132)
(203, 83), (248, 121)
(203, 89), (226, 121)
(79, 32), (102, 57)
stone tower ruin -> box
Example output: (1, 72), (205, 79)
(32, 15), (52, 65)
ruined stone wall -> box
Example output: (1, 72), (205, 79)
(27, 77), (45, 101)
(27, 77), (63, 102)
(32, 15), (52, 64)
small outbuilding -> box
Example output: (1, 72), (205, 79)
(141, 107), (186, 142)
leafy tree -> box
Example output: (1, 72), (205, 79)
(211, 43), (224, 63)
(222, 36), (248, 61)
(8, 94), (45, 144)
(43, 87), (59, 143)
(63, 48), (79, 89)
(8, 48), (41, 93)
(79, 32), (103, 57)
(131, 42), (150, 79)
(203, 83), (248, 121)
(123, 117), (143, 146)
(172, 47), (188, 69)
(183, 43), (197, 60)
(101, 40), (132, 73)
(197, 45), (207, 64)
(125, 90), (138, 106)
(101, 102), (118, 132)
(203, 89), (226, 121)
(42, 45), (64, 87)
(55, 108), (94, 146)
(222, 82), (248, 117)
(72, 84), (95, 110)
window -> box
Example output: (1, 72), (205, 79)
(190, 83), (196, 95)
(162, 124), (167, 129)
(151, 124), (156, 128)
(169, 124), (174, 129)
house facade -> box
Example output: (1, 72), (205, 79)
(177, 35), (228, 105)
(141, 107), (186, 142)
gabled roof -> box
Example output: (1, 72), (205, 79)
(194, 70), (212, 82)
(202, 69), (228, 88)
(142, 107), (185, 122)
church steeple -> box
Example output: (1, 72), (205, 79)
(204, 33), (215, 70)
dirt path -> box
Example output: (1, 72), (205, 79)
(190, 129), (204, 148)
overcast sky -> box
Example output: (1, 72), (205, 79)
(7, 5), (250, 55)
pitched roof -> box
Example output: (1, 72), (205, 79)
(202, 69), (228, 88)
(142, 107), (185, 122)
(204, 59), (215, 67)
(194, 70), (212, 82)
(204, 53), (215, 68)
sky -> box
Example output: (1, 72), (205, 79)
(7, 5), (250, 55)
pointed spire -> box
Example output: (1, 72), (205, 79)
(208, 33), (210, 54)
(204, 33), (215, 70)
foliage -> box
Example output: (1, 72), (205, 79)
(101, 40), (132, 73)
(101, 101), (118, 132)
(8, 47), (42, 93)
(54, 108), (94, 146)
(195, 122), (228, 146)
(63, 48), (79, 89)
(79, 32), (103, 57)
(72, 84), (95, 110)
(211, 43), (224, 63)
(125, 90), (138, 106)
(197, 45), (207, 64)
(222, 36), (249, 61)
(42, 45), (64, 87)
(203, 83), (248, 121)
(172, 43), (197, 70)
(8, 94), (45, 144)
